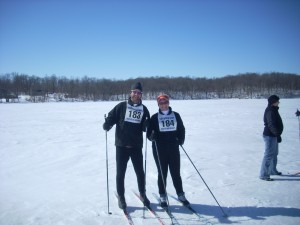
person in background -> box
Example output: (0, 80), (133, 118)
(260, 95), (284, 181)
(147, 94), (190, 207)
(103, 82), (150, 209)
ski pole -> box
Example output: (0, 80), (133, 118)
(180, 145), (227, 217)
(143, 121), (148, 218)
(298, 114), (300, 144)
(154, 139), (170, 206)
(104, 114), (112, 215)
(296, 109), (300, 143)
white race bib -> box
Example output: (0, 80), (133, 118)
(158, 112), (177, 132)
(124, 103), (144, 124)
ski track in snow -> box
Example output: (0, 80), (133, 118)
(1, 99), (300, 225)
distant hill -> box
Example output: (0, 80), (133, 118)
(1, 72), (300, 102)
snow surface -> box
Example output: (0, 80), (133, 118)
(1, 99), (300, 225)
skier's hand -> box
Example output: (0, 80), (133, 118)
(178, 139), (184, 146)
(277, 136), (282, 143)
(176, 137), (185, 146)
(148, 131), (157, 142)
(103, 123), (112, 131)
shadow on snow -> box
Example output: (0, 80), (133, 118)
(129, 202), (300, 224)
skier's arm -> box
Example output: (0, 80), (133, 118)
(147, 115), (157, 141)
(142, 107), (150, 132)
(265, 111), (281, 136)
(103, 105), (118, 131)
(176, 113), (185, 145)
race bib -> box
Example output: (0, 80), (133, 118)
(124, 103), (144, 124)
(158, 112), (177, 132)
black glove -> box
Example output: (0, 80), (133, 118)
(277, 136), (282, 143)
(103, 123), (112, 131)
(178, 139), (184, 146)
(177, 138), (184, 145)
(148, 131), (157, 142)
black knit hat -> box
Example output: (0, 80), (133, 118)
(131, 82), (142, 92)
(268, 95), (280, 105)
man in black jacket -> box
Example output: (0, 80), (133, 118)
(259, 95), (284, 181)
(103, 82), (150, 209)
(147, 94), (189, 207)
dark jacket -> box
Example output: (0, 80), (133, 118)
(147, 107), (185, 146)
(263, 105), (283, 137)
(104, 97), (150, 148)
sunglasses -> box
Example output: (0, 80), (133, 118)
(131, 90), (142, 95)
(159, 101), (169, 105)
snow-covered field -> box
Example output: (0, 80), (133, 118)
(1, 99), (300, 225)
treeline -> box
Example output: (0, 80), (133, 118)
(0, 72), (300, 102)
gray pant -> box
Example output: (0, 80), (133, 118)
(260, 135), (279, 178)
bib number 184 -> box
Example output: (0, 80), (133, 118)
(161, 119), (175, 127)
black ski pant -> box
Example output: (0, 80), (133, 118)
(152, 143), (184, 196)
(116, 146), (145, 197)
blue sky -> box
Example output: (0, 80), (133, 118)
(0, 0), (299, 79)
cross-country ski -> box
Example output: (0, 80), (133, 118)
(121, 209), (135, 225)
(168, 194), (214, 225)
(153, 193), (180, 225)
(114, 192), (135, 225)
(287, 171), (300, 176)
(132, 190), (167, 225)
